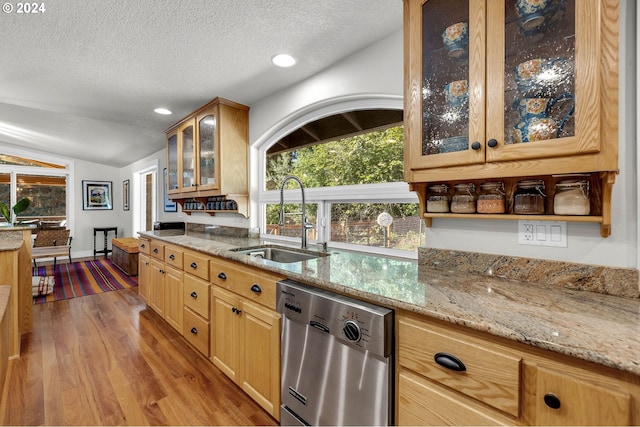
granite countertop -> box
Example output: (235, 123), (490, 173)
(139, 230), (640, 376)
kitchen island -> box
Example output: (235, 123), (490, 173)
(139, 227), (640, 425)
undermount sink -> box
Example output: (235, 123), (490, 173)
(232, 245), (329, 263)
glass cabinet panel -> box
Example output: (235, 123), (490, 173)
(167, 133), (178, 192)
(421, 0), (470, 157)
(181, 124), (195, 190)
(504, 0), (575, 146)
(198, 114), (217, 187)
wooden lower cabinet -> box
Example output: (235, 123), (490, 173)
(397, 311), (640, 426)
(149, 259), (165, 316)
(163, 265), (183, 332)
(398, 370), (512, 426)
(138, 253), (150, 302)
(211, 286), (281, 421)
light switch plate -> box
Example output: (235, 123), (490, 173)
(518, 220), (567, 247)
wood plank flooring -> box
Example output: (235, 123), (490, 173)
(2, 287), (278, 426)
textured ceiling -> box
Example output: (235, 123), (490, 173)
(0, 0), (403, 167)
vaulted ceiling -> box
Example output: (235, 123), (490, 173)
(0, 1), (403, 167)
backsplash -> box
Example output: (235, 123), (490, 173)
(186, 223), (259, 239)
(418, 247), (640, 299)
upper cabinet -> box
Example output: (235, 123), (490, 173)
(403, 0), (619, 236)
(166, 98), (250, 216)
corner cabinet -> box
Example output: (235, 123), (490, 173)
(403, 0), (619, 236)
(166, 97), (250, 217)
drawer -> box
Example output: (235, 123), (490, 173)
(183, 307), (210, 357)
(150, 241), (164, 260)
(164, 245), (184, 269)
(398, 369), (512, 426)
(183, 250), (210, 281)
(138, 237), (151, 255)
(398, 314), (521, 417)
(183, 274), (211, 319)
(211, 258), (284, 311)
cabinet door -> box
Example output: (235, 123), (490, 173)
(180, 118), (197, 194)
(534, 366), (631, 426)
(485, 0), (602, 164)
(163, 265), (183, 332)
(211, 286), (242, 383)
(405, 0), (485, 171)
(149, 259), (165, 316)
(138, 253), (150, 303)
(398, 370), (512, 426)
(196, 107), (219, 191)
(166, 129), (180, 195)
(241, 300), (281, 420)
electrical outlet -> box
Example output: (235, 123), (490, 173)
(518, 220), (567, 247)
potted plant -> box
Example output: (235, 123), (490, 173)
(0, 198), (30, 224)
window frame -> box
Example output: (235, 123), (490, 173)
(256, 96), (421, 259)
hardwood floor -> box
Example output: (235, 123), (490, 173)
(2, 287), (278, 426)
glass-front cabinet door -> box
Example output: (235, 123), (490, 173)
(407, 0), (599, 171)
(197, 109), (219, 191)
(180, 119), (197, 193)
(166, 129), (179, 195)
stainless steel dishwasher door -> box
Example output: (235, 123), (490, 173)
(281, 317), (391, 426)
(277, 279), (393, 426)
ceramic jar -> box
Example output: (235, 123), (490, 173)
(441, 22), (469, 58)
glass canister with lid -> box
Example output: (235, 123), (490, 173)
(426, 184), (450, 213)
(477, 181), (505, 214)
(554, 179), (590, 215)
(513, 179), (546, 214)
(451, 183), (476, 213)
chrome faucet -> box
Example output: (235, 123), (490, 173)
(279, 175), (314, 249)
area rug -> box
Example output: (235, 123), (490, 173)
(32, 259), (138, 304)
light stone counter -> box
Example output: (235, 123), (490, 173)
(139, 230), (640, 376)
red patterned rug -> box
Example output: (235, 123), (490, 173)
(32, 259), (138, 304)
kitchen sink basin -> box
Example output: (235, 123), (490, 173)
(232, 245), (329, 263)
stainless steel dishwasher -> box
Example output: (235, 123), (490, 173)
(277, 279), (394, 426)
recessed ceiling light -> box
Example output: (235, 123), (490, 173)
(154, 108), (172, 115)
(271, 53), (296, 68)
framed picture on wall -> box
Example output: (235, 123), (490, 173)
(163, 168), (177, 212)
(82, 180), (113, 210)
(123, 179), (130, 211)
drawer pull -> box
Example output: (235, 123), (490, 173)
(140, 243), (146, 248)
(190, 262), (198, 269)
(190, 291), (198, 299)
(153, 248), (158, 253)
(190, 327), (198, 335)
(250, 284), (262, 294)
(434, 352), (466, 372)
(544, 393), (561, 410)
(232, 307), (242, 315)
(169, 254), (175, 260)
(218, 272), (227, 280)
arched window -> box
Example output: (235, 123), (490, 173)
(258, 101), (424, 258)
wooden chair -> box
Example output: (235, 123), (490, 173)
(32, 229), (73, 271)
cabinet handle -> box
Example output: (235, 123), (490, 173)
(190, 327), (198, 335)
(250, 284), (262, 294)
(190, 291), (198, 299)
(140, 244), (146, 248)
(169, 254), (175, 260)
(190, 262), (198, 269)
(471, 141), (481, 150)
(218, 272), (227, 280)
(236, 308), (242, 315)
(159, 269), (165, 274)
(487, 138), (498, 148)
(544, 393), (561, 410)
(434, 352), (466, 372)
(153, 248), (158, 253)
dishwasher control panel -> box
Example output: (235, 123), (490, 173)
(276, 279), (393, 358)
